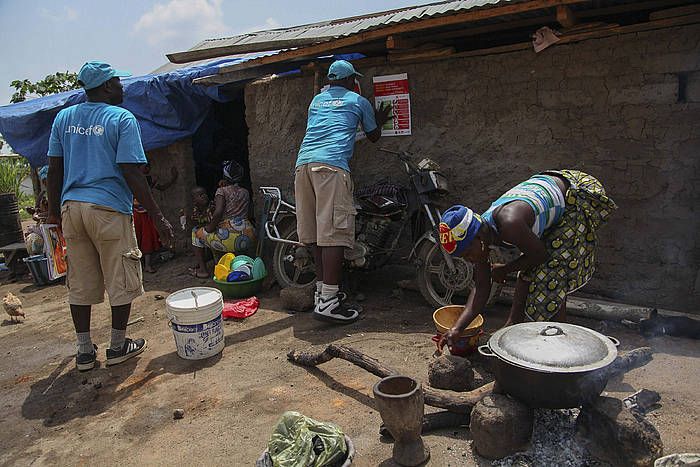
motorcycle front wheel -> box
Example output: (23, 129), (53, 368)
(271, 220), (317, 289)
(415, 241), (502, 309)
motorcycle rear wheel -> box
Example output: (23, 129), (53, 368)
(271, 220), (317, 289)
(415, 241), (502, 309)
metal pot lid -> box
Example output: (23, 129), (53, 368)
(487, 322), (618, 373)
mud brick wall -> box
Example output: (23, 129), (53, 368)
(145, 138), (196, 250)
(245, 24), (700, 313)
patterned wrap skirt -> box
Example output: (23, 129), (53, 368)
(521, 170), (617, 321)
(192, 217), (256, 255)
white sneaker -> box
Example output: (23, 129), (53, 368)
(313, 294), (360, 324)
(314, 290), (347, 307)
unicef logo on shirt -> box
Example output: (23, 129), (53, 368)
(65, 124), (106, 136)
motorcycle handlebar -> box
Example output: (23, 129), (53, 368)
(379, 148), (412, 164)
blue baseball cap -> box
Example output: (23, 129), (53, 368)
(439, 205), (482, 256)
(77, 61), (131, 90)
(327, 60), (363, 80)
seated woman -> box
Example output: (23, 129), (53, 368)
(190, 160), (256, 277)
(437, 170), (616, 350)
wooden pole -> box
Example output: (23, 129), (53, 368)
(499, 286), (655, 322)
(312, 62), (323, 95)
(288, 344), (494, 414)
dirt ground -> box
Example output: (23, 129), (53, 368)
(1, 255), (698, 466)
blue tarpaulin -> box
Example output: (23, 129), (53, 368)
(0, 53), (364, 168)
(0, 56), (259, 167)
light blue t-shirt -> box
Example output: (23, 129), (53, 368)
(296, 86), (377, 172)
(47, 102), (147, 214)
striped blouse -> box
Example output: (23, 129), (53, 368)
(481, 174), (566, 238)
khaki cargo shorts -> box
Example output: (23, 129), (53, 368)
(61, 201), (144, 306)
(294, 163), (356, 248)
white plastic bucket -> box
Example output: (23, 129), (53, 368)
(166, 287), (225, 360)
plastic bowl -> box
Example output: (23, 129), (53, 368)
(433, 305), (483, 337)
(212, 274), (266, 299)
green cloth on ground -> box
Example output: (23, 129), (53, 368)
(268, 411), (347, 467)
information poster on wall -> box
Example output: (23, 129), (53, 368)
(373, 73), (411, 136)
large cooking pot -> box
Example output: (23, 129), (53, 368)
(478, 322), (619, 409)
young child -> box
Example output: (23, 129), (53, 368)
(189, 186), (214, 277)
(133, 164), (179, 273)
(191, 186), (213, 227)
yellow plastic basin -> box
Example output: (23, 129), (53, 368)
(433, 305), (484, 337)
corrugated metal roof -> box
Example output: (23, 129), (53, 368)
(183, 0), (518, 54)
(152, 51), (281, 74)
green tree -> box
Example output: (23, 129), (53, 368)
(0, 157), (30, 196)
(10, 71), (79, 103)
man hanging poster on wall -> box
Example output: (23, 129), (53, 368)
(372, 73), (411, 136)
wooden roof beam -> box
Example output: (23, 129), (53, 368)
(381, 10), (700, 68)
(575, 0), (692, 19)
(202, 7), (700, 87)
(447, 10), (700, 60)
(386, 0), (692, 47)
(177, 0), (691, 67)
(386, 35), (418, 50)
(557, 5), (578, 28)
(395, 15), (557, 45)
(185, 0), (587, 69)
(193, 0), (700, 87)
(649, 3), (700, 20)
(192, 62), (304, 86)
(388, 46), (455, 63)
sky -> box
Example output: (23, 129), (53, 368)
(0, 0), (424, 106)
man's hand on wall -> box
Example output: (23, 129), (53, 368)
(375, 101), (392, 127)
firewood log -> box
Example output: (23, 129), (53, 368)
(288, 344), (493, 414)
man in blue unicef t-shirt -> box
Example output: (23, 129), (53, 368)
(294, 60), (391, 324)
(46, 61), (174, 372)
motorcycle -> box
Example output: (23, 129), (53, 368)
(258, 149), (502, 308)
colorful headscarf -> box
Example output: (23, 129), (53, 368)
(439, 205), (482, 256)
(222, 160), (244, 183)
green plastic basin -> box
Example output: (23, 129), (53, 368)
(212, 274), (266, 299)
